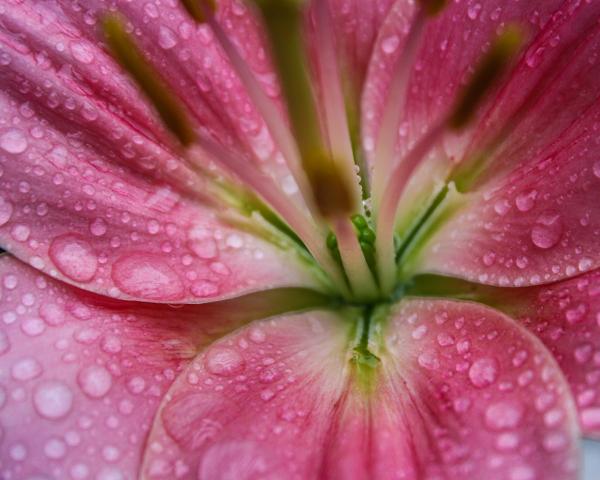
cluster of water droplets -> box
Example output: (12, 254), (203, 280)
(0, 261), (206, 479)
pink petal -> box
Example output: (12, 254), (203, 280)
(141, 310), (351, 478)
(324, 299), (579, 479)
(412, 95), (600, 287)
(0, 2), (323, 302)
(0, 255), (321, 478)
(363, 0), (597, 165)
(141, 298), (579, 479)
(496, 269), (600, 438)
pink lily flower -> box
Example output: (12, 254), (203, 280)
(1, 0), (600, 478)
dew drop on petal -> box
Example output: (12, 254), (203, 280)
(111, 254), (184, 300)
(531, 212), (562, 249)
(49, 235), (98, 282)
(0, 128), (28, 154)
(77, 365), (112, 398)
(468, 357), (499, 388)
(205, 347), (245, 377)
(33, 380), (73, 419)
(11, 357), (42, 380)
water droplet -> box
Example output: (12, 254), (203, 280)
(496, 432), (520, 451)
(39, 303), (66, 326)
(77, 365), (112, 398)
(191, 280), (219, 298)
(467, 3), (482, 20)
(21, 317), (45, 336)
(9, 443), (27, 461)
(11, 357), (42, 380)
(206, 347), (245, 377)
(33, 380), (73, 419)
(515, 190), (538, 212)
(249, 327), (266, 343)
(44, 437), (67, 459)
(90, 218), (108, 236)
(531, 212), (562, 249)
(0, 195), (13, 226)
(381, 35), (400, 54)
(593, 161), (600, 179)
(484, 400), (524, 430)
(158, 26), (178, 49)
(49, 235), (98, 282)
(0, 128), (28, 153)
(468, 357), (499, 388)
(111, 254), (184, 300)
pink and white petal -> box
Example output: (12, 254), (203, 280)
(0, 37), (322, 303)
(67, 0), (305, 200)
(411, 96), (600, 287)
(490, 269), (600, 438)
(0, 256), (324, 478)
(362, 0), (600, 169)
(141, 297), (579, 479)
(140, 310), (352, 479)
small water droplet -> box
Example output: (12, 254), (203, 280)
(531, 212), (562, 249)
(515, 190), (538, 212)
(77, 365), (112, 398)
(205, 347), (245, 377)
(593, 161), (600, 179)
(468, 357), (499, 388)
(381, 35), (400, 54)
(158, 26), (178, 49)
(33, 380), (73, 419)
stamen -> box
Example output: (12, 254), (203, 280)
(449, 26), (523, 130)
(371, 1), (448, 215)
(183, 2), (318, 217)
(102, 15), (195, 146)
(375, 26), (523, 294)
(313, 0), (362, 209)
(253, 0), (354, 218)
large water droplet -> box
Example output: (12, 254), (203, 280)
(33, 380), (74, 419)
(11, 357), (43, 380)
(111, 254), (184, 300)
(77, 365), (112, 398)
(468, 357), (499, 388)
(531, 212), (562, 249)
(0, 128), (28, 153)
(49, 235), (98, 282)
(205, 347), (245, 377)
